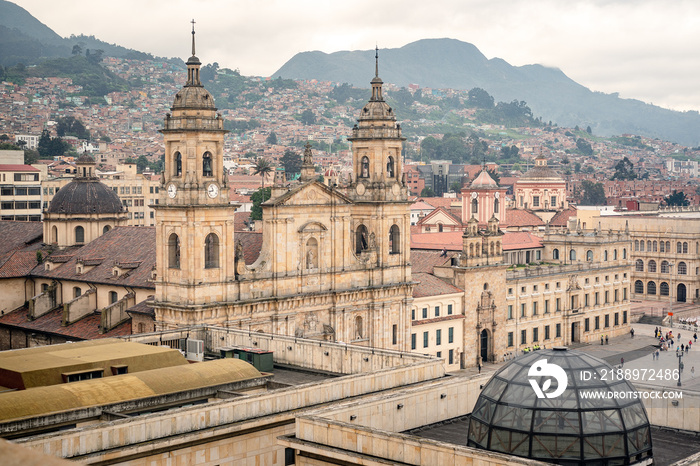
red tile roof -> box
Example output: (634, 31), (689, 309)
(411, 231), (463, 251)
(0, 164), (39, 172)
(237, 231), (263, 265)
(549, 207), (577, 227)
(503, 209), (545, 228)
(411, 250), (453, 274)
(412, 272), (463, 298)
(416, 207), (463, 227)
(416, 197), (456, 210)
(502, 231), (543, 251)
(0, 306), (131, 340)
(0, 221), (43, 256)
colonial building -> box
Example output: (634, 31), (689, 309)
(153, 40), (413, 351)
(461, 167), (508, 225)
(513, 155), (567, 222)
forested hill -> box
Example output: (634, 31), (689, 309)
(274, 38), (700, 147)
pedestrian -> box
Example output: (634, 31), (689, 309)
(601, 335), (604, 345)
(656, 350), (660, 359)
(440, 248), (447, 257)
(630, 328), (635, 338)
(692, 366), (696, 378)
(679, 332), (681, 341)
(682, 344), (685, 352)
(686, 344), (690, 354)
(654, 327), (659, 338)
(694, 332), (697, 343)
(621, 357), (624, 367)
(478, 362), (482, 374)
(605, 335), (609, 345)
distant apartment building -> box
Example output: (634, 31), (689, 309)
(13, 134), (39, 150)
(666, 159), (699, 177)
(0, 150), (44, 221)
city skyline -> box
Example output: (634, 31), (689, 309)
(9, 0), (700, 113)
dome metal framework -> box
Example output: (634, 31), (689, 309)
(467, 348), (653, 465)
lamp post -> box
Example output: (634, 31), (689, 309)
(677, 351), (683, 387)
(669, 263), (674, 328)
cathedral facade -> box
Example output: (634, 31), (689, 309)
(153, 40), (413, 350)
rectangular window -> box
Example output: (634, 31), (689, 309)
(556, 323), (561, 338)
(392, 324), (397, 345)
(533, 195), (540, 207)
(521, 303), (526, 317)
(532, 302), (538, 315)
(623, 288), (627, 301)
(585, 318), (590, 332)
(605, 314), (610, 328)
(544, 325), (550, 340)
(544, 300), (550, 314)
(436, 351), (441, 358)
(507, 305), (513, 320)
(448, 327), (454, 343)
(521, 329), (527, 345)
(556, 298), (561, 311)
(595, 293), (599, 305)
(422, 308), (427, 319)
(435, 306), (440, 317)
(551, 195), (557, 207)
(595, 316), (600, 330)
(436, 329), (442, 346)
(411, 333), (416, 350)
(423, 331), (429, 348)
(533, 327), (539, 342)
(447, 304), (453, 315)
(508, 332), (514, 347)
(448, 349), (454, 365)
(585, 294), (589, 307)
(605, 291), (609, 303)
(614, 289), (619, 302)
(623, 311), (628, 324)
(28, 187), (40, 196)
(411, 309), (415, 320)
(614, 313), (619, 326)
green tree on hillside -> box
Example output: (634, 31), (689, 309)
(580, 180), (606, 205)
(56, 116), (90, 139)
(611, 157), (637, 180)
(250, 187), (271, 221)
(300, 109), (316, 126)
(664, 190), (689, 207)
(281, 149), (302, 178)
(37, 129), (69, 158)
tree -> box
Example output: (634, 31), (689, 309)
(576, 138), (593, 156)
(266, 132), (278, 145)
(467, 88), (494, 109)
(37, 129), (69, 158)
(586, 126), (592, 134)
(486, 167), (501, 185)
(56, 116), (90, 139)
(252, 158), (273, 188)
(250, 187), (271, 221)
(72, 44), (82, 56)
(450, 181), (462, 193)
(580, 180), (606, 205)
(611, 156), (637, 180)
(300, 109), (316, 126)
(281, 149), (302, 178)
(136, 155), (149, 173)
(420, 187), (435, 197)
(664, 190), (689, 207)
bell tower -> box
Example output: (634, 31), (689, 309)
(153, 22), (238, 327)
(347, 47), (406, 201)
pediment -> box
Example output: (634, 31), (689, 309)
(418, 207), (461, 226)
(268, 181), (353, 207)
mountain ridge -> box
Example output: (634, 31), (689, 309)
(273, 38), (700, 146)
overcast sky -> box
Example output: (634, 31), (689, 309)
(12, 0), (700, 112)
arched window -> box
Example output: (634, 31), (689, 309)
(75, 226), (85, 243)
(635, 259), (644, 272)
(51, 225), (58, 244)
(640, 241), (644, 252)
(168, 233), (180, 269)
(623, 248), (627, 259)
(678, 262), (687, 275)
(661, 260), (669, 273)
(587, 250), (594, 261)
(683, 242), (688, 253)
(659, 241), (665, 253)
(677, 242), (682, 253)
(204, 233), (219, 268)
(634, 280), (643, 294)
(74, 287), (81, 298)
(569, 249), (576, 261)
(355, 224), (369, 254)
(652, 241), (657, 252)
(553, 248), (560, 260)
(174, 151), (182, 176)
(634, 240), (639, 251)
(666, 241), (671, 252)
(469, 243), (474, 258)
(603, 250), (608, 261)
(660, 282), (669, 296)
(360, 156), (370, 178)
(472, 198), (478, 214)
(494, 198), (499, 214)
(678, 283), (687, 302)
(438, 223), (443, 232)
(647, 281), (656, 295)
(386, 156), (395, 178)
(613, 249), (618, 260)
(203, 152), (213, 177)
(103, 225), (111, 234)
(389, 225), (400, 254)
(647, 241), (652, 251)
(648, 260), (656, 272)
(355, 316), (363, 339)
(109, 291), (118, 303)
(305, 237), (318, 269)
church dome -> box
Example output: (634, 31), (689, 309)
(467, 347), (653, 465)
(47, 178), (125, 215)
(171, 84), (215, 110)
(470, 169), (498, 188)
(520, 156), (563, 182)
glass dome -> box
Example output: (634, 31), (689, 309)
(467, 347), (653, 465)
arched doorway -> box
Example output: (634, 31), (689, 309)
(480, 329), (489, 363)
(677, 283), (687, 303)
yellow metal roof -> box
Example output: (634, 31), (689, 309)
(0, 358), (264, 422)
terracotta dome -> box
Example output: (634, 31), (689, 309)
(470, 170), (498, 188)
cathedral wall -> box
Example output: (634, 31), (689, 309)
(0, 278), (27, 313)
